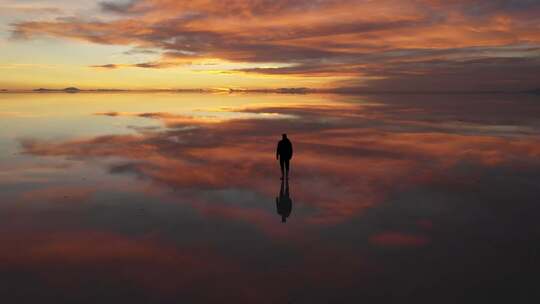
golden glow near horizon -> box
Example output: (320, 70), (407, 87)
(1, 0), (540, 91)
(0, 37), (333, 90)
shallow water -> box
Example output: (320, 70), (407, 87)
(1, 92), (539, 303)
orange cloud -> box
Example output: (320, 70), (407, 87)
(10, 0), (540, 91)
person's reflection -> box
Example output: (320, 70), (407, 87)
(276, 179), (293, 223)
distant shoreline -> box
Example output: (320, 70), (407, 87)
(1, 87), (538, 95)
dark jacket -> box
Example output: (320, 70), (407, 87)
(276, 138), (293, 160)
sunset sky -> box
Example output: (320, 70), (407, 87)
(1, 0), (539, 91)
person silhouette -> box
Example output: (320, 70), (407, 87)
(276, 133), (293, 180)
(276, 179), (292, 223)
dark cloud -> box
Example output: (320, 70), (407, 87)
(458, 0), (540, 17)
(90, 62), (185, 69)
(341, 56), (540, 93)
(122, 47), (159, 55)
(90, 64), (118, 69)
(99, 0), (142, 14)
(133, 61), (181, 68)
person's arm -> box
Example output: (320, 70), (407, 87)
(290, 142), (293, 159)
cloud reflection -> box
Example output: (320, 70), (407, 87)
(19, 95), (540, 228)
(6, 93), (540, 302)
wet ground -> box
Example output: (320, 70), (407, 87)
(1, 92), (539, 303)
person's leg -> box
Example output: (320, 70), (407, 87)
(285, 159), (290, 178)
(280, 158), (285, 179)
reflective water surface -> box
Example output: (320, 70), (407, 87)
(1, 92), (539, 303)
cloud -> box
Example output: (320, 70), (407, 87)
(334, 56), (540, 92)
(9, 0), (540, 90)
(90, 61), (185, 69)
(0, 5), (63, 15)
(133, 61), (183, 68)
(90, 63), (118, 69)
(122, 47), (159, 55)
(99, 0), (142, 14)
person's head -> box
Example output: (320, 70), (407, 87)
(282, 133), (287, 139)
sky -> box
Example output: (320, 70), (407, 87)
(1, 0), (540, 91)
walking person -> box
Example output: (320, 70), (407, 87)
(276, 133), (293, 180)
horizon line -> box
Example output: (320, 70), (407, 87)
(1, 87), (538, 95)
